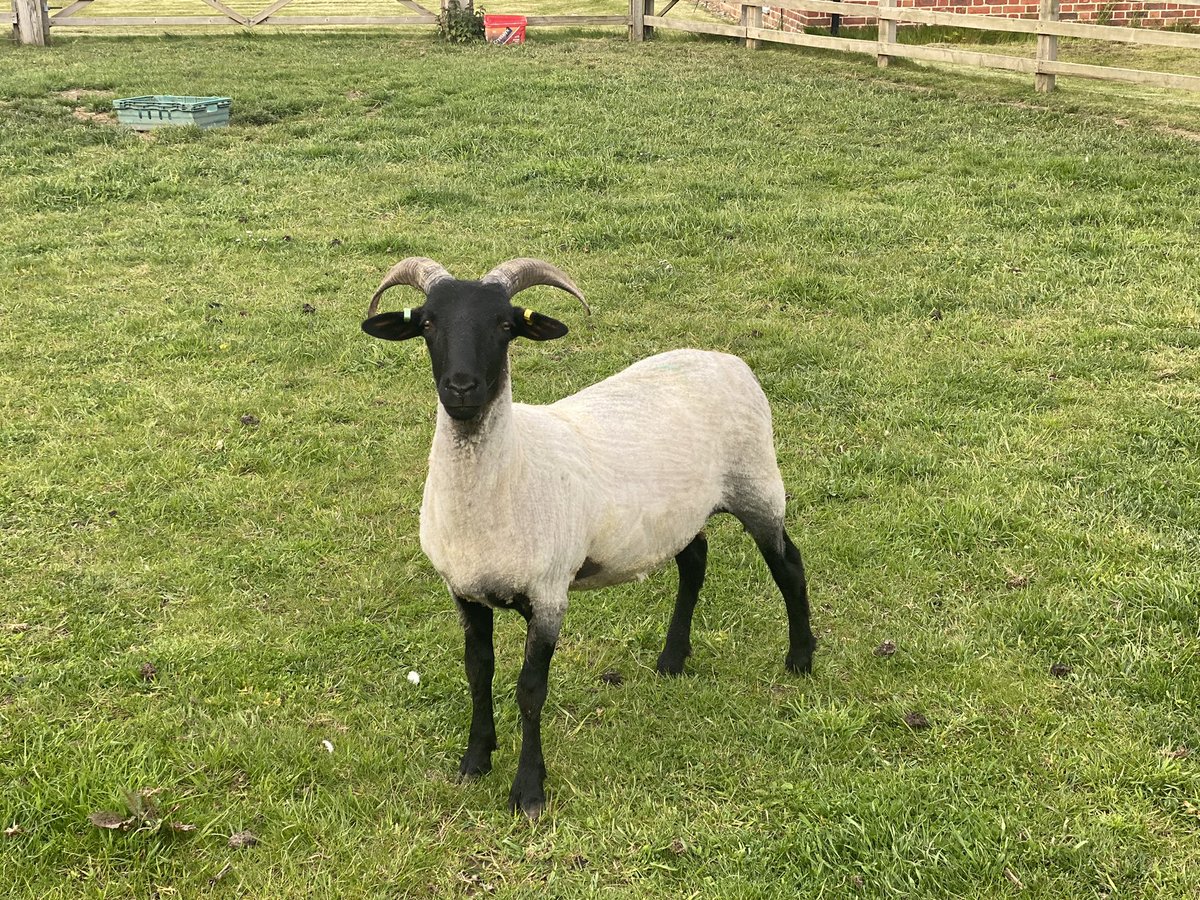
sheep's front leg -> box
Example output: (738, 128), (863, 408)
(455, 597), (497, 780)
(509, 612), (560, 820)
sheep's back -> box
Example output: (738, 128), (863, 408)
(541, 349), (784, 587)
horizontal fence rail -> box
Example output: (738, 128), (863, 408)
(637, 0), (1200, 93)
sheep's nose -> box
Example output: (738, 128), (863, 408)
(445, 373), (480, 398)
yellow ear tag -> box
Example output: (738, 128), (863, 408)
(524, 309), (535, 325)
(403, 308), (413, 322)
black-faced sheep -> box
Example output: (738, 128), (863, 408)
(362, 257), (814, 819)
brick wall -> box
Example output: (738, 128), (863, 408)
(702, 0), (1200, 29)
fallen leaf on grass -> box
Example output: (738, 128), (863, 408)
(228, 830), (258, 849)
(4, 823), (21, 837)
(903, 712), (930, 731)
(168, 822), (197, 833)
(139, 662), (157, 681)
(1049, 662), (1072, 678)
(1160, 746), (1191, 760)
(873, 640), (897, 658)
(88, 811), (131, 830)
(1004, 567), (1031, 590)
(4, 623), (31, 633)
(599, 670), (624, 686)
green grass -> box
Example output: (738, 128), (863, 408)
(2, 22), (1200, 900)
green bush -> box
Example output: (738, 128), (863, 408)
(437, 0), (485, 43)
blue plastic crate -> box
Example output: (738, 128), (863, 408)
(113, 95), (231, 130)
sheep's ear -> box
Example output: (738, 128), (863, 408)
(514, 307), (568, 342)
(362, 307), (425, 341)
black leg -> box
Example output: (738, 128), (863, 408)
(658, 532), (708, 676)
(756, 528), (816, 675)
(508, 619), (557, 820)
(455, 597), (497, 780)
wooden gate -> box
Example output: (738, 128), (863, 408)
(35, 0), (438, 29)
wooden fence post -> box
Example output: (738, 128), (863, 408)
(741, 1), (762, 49)
(877, 0), (895, 67)
(1035, 0), (1059, 93)
(14, 0), (50, 45)
(631, 0), (653, 41)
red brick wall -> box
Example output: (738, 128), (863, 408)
(703, 0), (1200, 28)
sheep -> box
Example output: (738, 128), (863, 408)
(361, 256), (815, 819)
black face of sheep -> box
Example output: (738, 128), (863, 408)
(362, 258), (583, 421)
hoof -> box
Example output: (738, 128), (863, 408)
(656, 642), (691, 677)
(785, 635), (817, 675)
(656, 652), (686, 677)
(458, 749), (493, 781)
(785, 647), (814, 675)
(508, 772), (547, 821)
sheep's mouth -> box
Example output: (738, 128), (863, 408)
(443, 402), (483, 421)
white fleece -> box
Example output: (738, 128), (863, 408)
(419, 349), (787, 623)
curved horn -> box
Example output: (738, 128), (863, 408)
(481, 258), (590, 315)
(366, 257), (453, 318)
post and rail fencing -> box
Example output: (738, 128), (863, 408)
(634, 0), (1200, 93)
(10, 0), (1200, 93)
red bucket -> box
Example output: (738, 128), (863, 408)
(484, 14), (526, 44)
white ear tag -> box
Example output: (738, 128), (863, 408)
(403, 308), (413, 322)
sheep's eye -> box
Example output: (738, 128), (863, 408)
(500, 321), (514, 333)
(422, 320), (434, 331)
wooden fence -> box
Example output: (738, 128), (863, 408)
(10, 0), (1200, 94)
(9, 0), (626, 35)
(635, 0), (1200, 93)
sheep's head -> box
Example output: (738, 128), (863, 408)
(362, 257), (589, 421)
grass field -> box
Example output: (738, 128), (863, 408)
(2, 19), (1200, 900)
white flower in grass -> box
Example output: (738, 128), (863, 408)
(407, 670), (421, 686)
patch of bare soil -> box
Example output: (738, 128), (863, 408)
(1158, 125), (1200, 142)
(58, 88), (110, 101)
(72, 107), (115, 124)
(1112, 115), (1200, 142)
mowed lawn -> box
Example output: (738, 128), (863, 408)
(2, 22), (1199, 899)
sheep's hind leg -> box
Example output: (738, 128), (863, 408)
(657, 532), (708, 676)
(509, 604), (561, 820)
(455, 597), (497, 780)
(753, 528), (816, 675)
